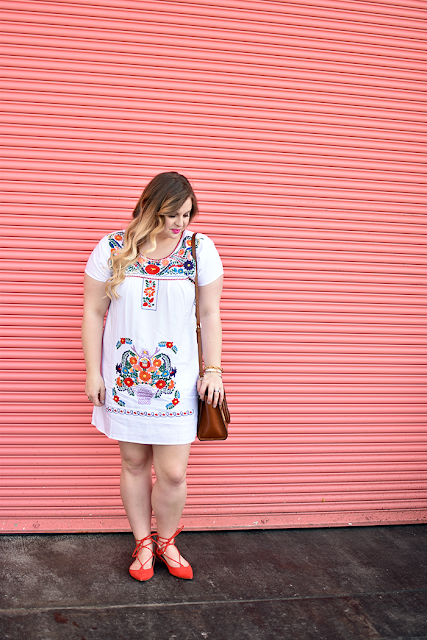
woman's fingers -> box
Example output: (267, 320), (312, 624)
(212, 387), (222, 409)
(198, 374), (223, 408)
(85, 375), (105, 406)
(87, 389), (104, 406)
(196, 377), (203, 394)
(92, 388), (104, 406)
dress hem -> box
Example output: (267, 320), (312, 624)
(92, 421), (196, 446)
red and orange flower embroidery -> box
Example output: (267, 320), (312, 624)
(112, 339), (180, 409)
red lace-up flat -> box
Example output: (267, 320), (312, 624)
(129, 533), (156, 581)
(155, 525), (193, 580)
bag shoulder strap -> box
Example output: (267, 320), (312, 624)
(191, 233), (204, 378)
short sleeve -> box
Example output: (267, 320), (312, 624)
(195, 233), (224, 286)
(85, 234), (113, 282)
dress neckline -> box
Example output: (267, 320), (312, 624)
(141, 230), (188, 263)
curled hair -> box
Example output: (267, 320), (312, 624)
(106, 172), (198, 299)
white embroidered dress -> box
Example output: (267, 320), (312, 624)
(85, 229), (223, 444)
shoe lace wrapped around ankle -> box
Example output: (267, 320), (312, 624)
(156, 525), (184, 558)
(132, 533), (155, 568)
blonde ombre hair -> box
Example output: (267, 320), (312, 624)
(106, 172), (198, 299)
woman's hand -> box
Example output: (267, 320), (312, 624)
(197, 371), (223, 408)
(85, 373), (106, 406)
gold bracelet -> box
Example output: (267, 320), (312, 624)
(204, 369), (222, 377)
(204, 365), (223, 373)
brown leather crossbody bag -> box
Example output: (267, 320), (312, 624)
(191, 233), (230, 441)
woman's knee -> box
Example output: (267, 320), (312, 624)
(120, 442), (152, 474)
(156, 465), (187, 488)
(153, 445), (190, 487)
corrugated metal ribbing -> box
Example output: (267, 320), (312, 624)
(1, 0), (426, 532)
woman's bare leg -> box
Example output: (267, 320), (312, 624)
(119, 441), (153, 570)
(152, 443), (191, 567)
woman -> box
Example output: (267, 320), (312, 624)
(82, 172), (224, 581)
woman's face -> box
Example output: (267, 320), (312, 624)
(159, 196), (192, 241)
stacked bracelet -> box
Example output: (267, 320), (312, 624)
(203, 366), (223, 376)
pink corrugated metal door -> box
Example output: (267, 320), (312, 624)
(1, 1), (426, 533)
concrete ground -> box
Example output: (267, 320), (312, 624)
(0, 524), (426, 640)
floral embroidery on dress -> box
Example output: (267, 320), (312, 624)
(141, 278), (158, 310)
(106, 231), (199, 280)
(107, 231), (125, 267)
(112, 340), (179, 408)
(106, 406), (194, 418)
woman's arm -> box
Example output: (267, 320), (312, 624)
(81, 273), (111, 406)
(196, 275), (224, 408)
